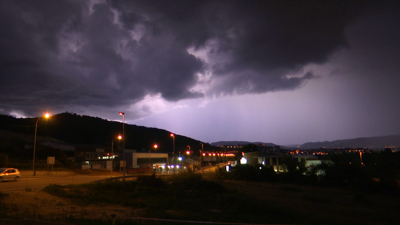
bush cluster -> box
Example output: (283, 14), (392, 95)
(216, 152), (400, 193)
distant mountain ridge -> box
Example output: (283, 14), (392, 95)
(2, 113), (398, 151)
(212, 135), (400, 150)
(211, 141), (278, 146)
(299, 135), (400, 150)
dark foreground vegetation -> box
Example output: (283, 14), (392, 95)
(0, 169), (399, 224)
(0, 170), (392, 225)
(41, 172), (292, 225)
(220, 150), (400, 192)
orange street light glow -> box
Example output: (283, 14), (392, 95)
(44, 113), (50, 118)
(154, 144), (158, 148)
(118, 135), (122, 140)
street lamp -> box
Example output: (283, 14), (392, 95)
(186, 145), (192, 171)
(170, 133), (175, 173)
(149, 144), (158, 171)
(200, 143), (204, 167)
(178, 156), (183, 168)
(111, 135), (122, 171)
(119, 112), (125, 180)
(33, 113), (50, 176)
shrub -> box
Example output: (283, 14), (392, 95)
(0, 191), (9, 198)
(217, 164), (277, 182)
(0, 154), (8, 167)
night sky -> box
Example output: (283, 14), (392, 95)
(1, 0), (399, 145)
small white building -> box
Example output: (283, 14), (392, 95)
(257, 155), (321, 172)
(130, 152), (169, 169)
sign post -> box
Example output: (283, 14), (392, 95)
(47, 156), (55, 173)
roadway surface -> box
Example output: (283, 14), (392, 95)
(0, 170), (121, 192)
(0, 165), (222, 192)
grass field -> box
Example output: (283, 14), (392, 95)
(223, 179), (400, 224)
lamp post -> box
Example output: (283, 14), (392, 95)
(200, 143), (204, 167)
(170, 133), (175, 173)
(111, 135), (122, 171)
(119, 112), (125, 180)
(186, 145), (192, 171)
(33, 113), (50, 176)
(149, 144), (158, 172)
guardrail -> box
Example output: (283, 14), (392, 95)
(125, 217), (292, 225)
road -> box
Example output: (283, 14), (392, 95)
(0, 170), (121, 192)
(0, 166), (223, 192)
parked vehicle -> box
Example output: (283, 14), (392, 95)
(0, 168), (21, 181)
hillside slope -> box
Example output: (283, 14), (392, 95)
(0, 113), (216, 153)
(300, 135), (400, 149)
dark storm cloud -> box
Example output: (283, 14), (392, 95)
(0, 0), (86, 114)
(0, 0), (379, 117)
(110, 0), (373, 95)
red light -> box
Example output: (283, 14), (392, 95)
(170, 133), (174, 137)
(119, 112), (124, 115)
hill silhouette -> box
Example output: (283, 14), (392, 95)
(300, 135), (400, 149)
(211, 141), (278, 146)
(0, 112), (216, 154)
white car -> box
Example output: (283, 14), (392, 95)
(0, 168), (21, 181)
